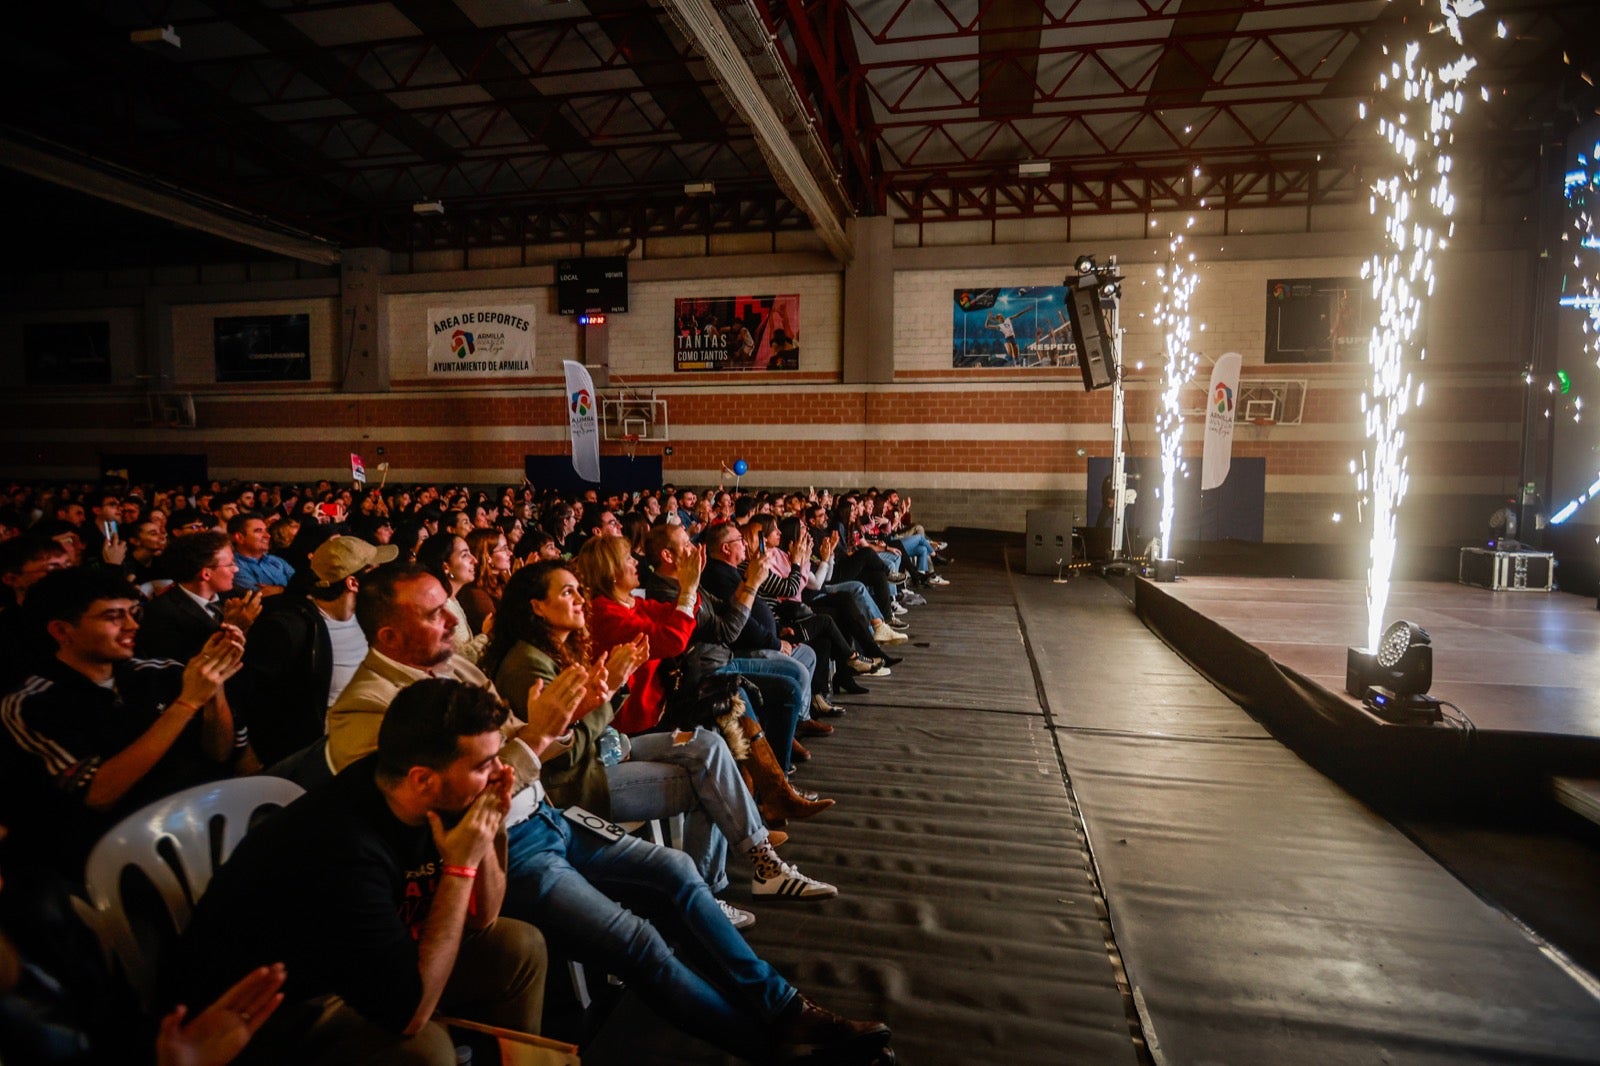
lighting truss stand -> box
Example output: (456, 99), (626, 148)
(1109, 292), (1127, 559)
(1101, 290), (1136, 577)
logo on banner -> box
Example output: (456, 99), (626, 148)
(570, 388), (592, 417)
(451, 330), (476, 358)
(1213, 381), (1234, 415)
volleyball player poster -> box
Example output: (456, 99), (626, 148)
(951, 287), (1079, 367)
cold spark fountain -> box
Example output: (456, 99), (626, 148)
(1153, 216), (1200, 560)
(1357, 0), (1481, 652)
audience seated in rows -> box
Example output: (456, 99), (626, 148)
(0, 476), (949, 1063)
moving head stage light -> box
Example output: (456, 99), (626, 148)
(1346, 620), (1442, 723)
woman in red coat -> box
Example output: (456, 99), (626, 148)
(576, 535), (831, 825)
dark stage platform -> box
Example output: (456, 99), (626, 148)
(1134, 576), (1600, 799)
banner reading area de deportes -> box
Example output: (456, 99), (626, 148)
(426, 305), (538, 377)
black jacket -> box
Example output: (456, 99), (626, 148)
(640, 564), (751, 676)
(135, 585), (217, 662)
(701, 559), (780, 653)
(232, 595), (334, 766)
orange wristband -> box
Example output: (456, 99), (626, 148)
(443, 865), (478, 880)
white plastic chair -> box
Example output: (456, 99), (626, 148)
(71, 777), (303, 1006)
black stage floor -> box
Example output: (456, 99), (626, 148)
(1144, 576), (1600, 741)
(583, 544), (1600, 1064)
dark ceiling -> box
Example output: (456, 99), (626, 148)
(4, 0), (1599, 267)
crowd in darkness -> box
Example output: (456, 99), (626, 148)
(0, 475), (953, 1065)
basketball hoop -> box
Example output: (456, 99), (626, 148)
(623, 433), (640, 460)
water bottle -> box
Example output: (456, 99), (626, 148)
(597, 726), (626, 767)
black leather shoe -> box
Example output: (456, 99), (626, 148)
(877, 653), (904, 667)
(834, 677), (869, 697)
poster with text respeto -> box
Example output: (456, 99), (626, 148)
(427, 305), (538, 378)
(951, 287), (1079, 368)
(674, 295), (799, 371)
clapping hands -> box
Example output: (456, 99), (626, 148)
(603, 633), (650, 693)
(179, 626), (246, 709)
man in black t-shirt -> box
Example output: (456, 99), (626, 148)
(173, 680), (547, 1065)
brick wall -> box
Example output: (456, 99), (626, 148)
(0, 206), (1541, 545)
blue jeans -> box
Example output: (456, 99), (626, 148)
(822, 579), (882, 622)
(604, 727), (770, 893)
(894, 532), (934, 574)
(718, 651), (810, 770)
(504, 803), (794, 1057)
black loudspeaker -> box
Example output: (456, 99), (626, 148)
(1065, 284), (1116, 391)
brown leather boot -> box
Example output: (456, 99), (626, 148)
(738, 715), (835, 824)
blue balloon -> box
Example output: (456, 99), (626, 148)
(732, 459), (749, 477)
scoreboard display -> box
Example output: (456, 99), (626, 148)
(557, 257), (629, 315)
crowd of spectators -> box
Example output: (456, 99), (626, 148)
(0, 475), (951, 1064)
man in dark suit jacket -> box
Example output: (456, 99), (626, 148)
(136, 531), (261, 661)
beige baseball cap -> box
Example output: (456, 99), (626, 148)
(310, 536), (399, 585)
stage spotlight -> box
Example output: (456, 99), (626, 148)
(1376, 621), (1430, 684)
(1346, 620), (1440, 722)
(1100, 279), (1121, 299)
(1075, 254), (1096, 275)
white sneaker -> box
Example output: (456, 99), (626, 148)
(890, 601), (908, 616)
(873, 622), (908, 644)
(860, 664), (891, 677)
(753, 861), (839, 899)
(718, 898), (757, 930)
(926, 573), (950, 586)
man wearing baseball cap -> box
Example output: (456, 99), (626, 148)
(233, 536), (398, 770)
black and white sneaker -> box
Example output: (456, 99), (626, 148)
(753, 861), (839, 899)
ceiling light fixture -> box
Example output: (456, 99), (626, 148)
(1017, 160), (1051, 178)
(683, 181), (716, 196)
(412, 200), (444, 215)
(130, 25), (181, 48)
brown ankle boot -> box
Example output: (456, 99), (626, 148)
(739, 717), (835, 824)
